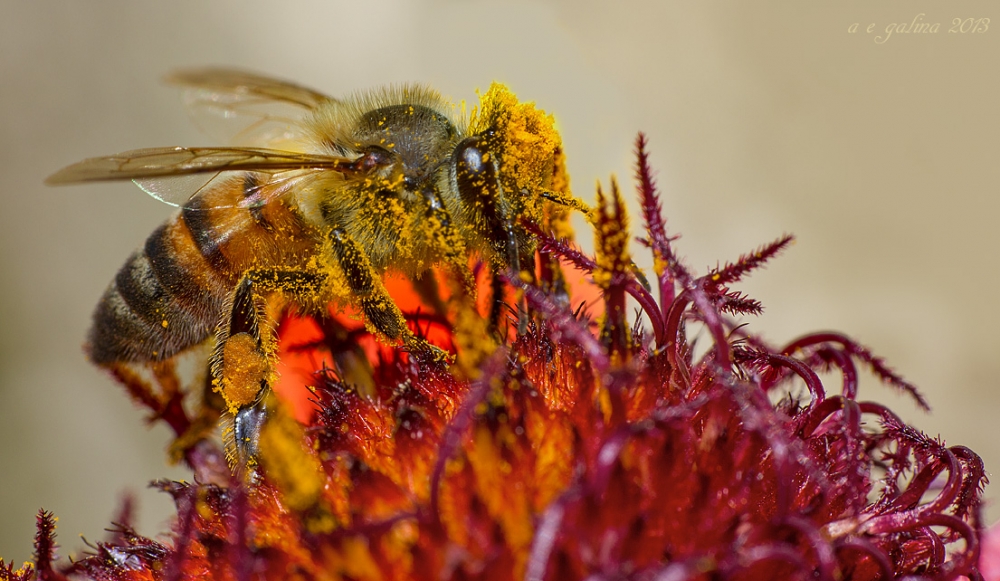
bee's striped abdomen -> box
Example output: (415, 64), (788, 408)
(87, 213), (229, 364)
(87, 176), (318, 366)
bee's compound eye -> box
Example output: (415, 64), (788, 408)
(453, 137), (499, 205)
(461, 144), (483, 172)
(454, 138), (488, 176)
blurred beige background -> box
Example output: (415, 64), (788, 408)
(1, 0), (997, 565)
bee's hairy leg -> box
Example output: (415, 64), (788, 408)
(214, 269), (325, 476)
(453, 137), (528, 333)
(329, 227), (447, 362)
(420, 185), (473, 291)
(410, 272), (448, 318)
(315, 314), (377, 397)
(488, 272), (507, 335)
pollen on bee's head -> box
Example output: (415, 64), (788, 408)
(468, 83), (566, 223)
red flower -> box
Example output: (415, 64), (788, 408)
(4, 135), (987, 581)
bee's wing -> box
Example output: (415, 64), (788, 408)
(166, 68), (335, 110)
(46, 146), (355, 209)
(165, 68), (336, 146)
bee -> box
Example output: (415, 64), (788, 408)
(47, 69), (576, 473)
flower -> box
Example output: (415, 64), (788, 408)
(2, 135), (987, 581)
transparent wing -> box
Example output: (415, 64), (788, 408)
(46, 146), (355, 209)
(46, 146), (353, 182)
(131, 169), (326, 209)
(165, 68), (336, 146)
(166, 68), (334, 109)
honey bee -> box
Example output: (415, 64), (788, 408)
(47, 69), (576, 473)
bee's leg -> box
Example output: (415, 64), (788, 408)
(391, 183), (464, 318)
(410, 272), (448, 318)
(420, 185), (473, 290)
(535, 191), (587, 303)
(315, 313), (377, 397)
(453, 138), (528, 333)
(540, 189), (591, 214)
(488, 272), (508, 335)
(328, 227), (446, 361)
(214, 276), (270, 476)
(214, 270), (324, 476)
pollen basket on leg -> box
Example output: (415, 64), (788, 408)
(219, 333), (270, 412)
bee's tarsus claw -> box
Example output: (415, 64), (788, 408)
(225, 399), (269, 484)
